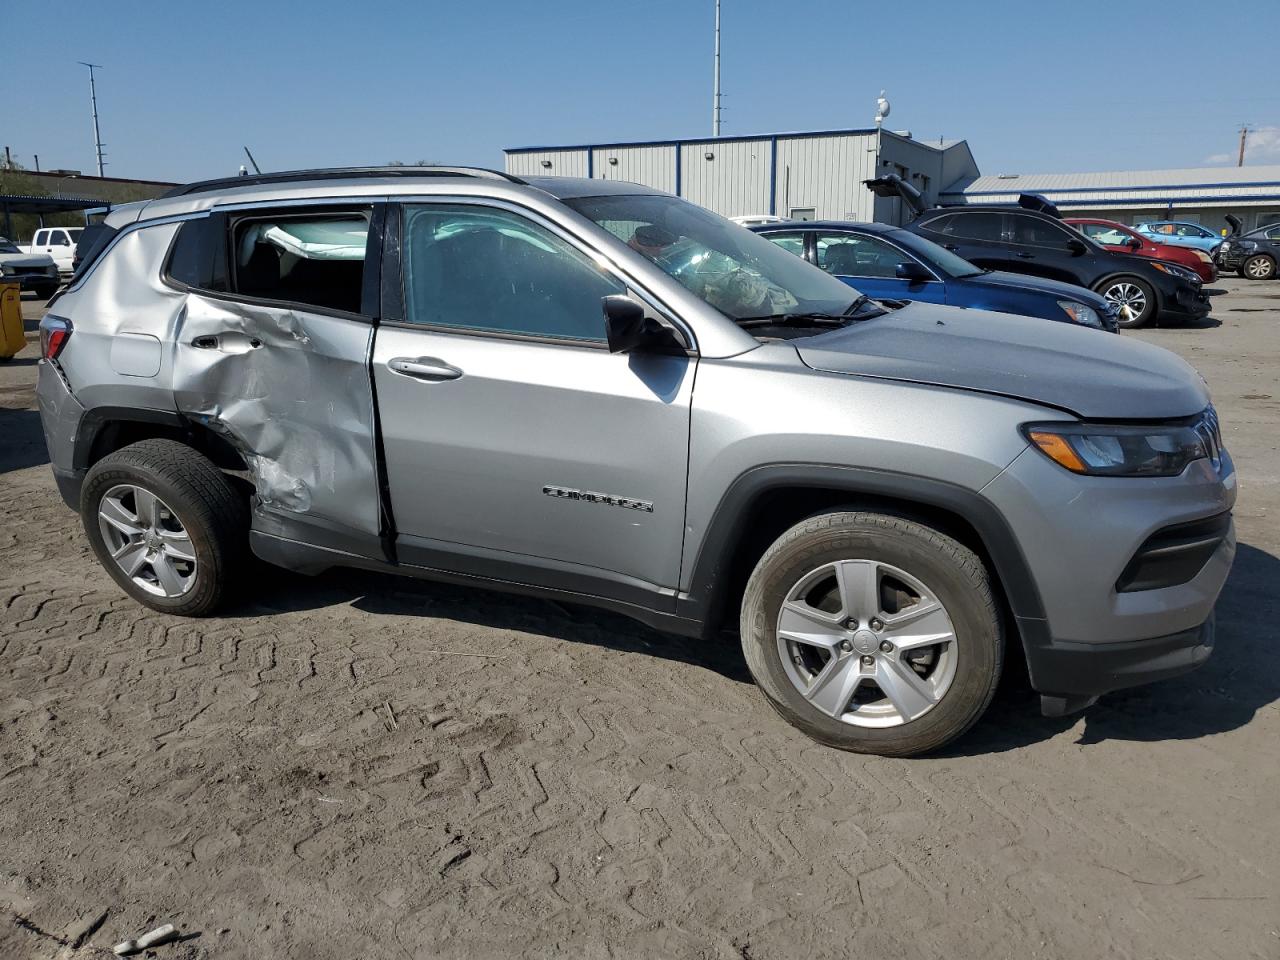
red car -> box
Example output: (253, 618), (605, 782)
(1065, 218), (1217, 284)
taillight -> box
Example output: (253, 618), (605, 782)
(39, 315), (73, 360)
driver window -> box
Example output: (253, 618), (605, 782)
(1081, 223), (1127, 246)
(403, 204), (623, 342)
(1009, 214), (1074, 249)
(814, 233), (914, 278)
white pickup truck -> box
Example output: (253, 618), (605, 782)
(20, 226), (84, 276)
(0, 237), (61, 298)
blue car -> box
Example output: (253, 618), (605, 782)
(1135, 221), (1224, 256)
(750, 220), (1119, 332)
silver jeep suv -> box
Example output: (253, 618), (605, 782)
(36, 167), (1236, 756)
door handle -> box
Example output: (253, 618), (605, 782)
(388, 356), (463, 382)
(942, 243), (959, 251)
(1015, 252), (1035, 259)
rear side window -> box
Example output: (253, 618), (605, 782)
(922, 212), (1004, 242)
(761, 231), (807, 258)
(230, 211), (371, 314)
(72, 223), (119, 279)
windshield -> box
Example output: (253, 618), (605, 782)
(565, 194), (861, 321)
(0, 241), (19, 254)
(889, 229), (985, 278)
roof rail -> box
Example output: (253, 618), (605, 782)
(161, 166), (528, 198)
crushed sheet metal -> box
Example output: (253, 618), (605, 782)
(172, 294), (380, 536)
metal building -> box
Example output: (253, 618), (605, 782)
(505, 128), (979, 225)
(940, 165), (1280, 235)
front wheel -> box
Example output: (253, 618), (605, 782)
(1096, 276), (1157, 328)
(81, 439), (248, 616)
(1243, 255), (1277, 281)
(739, 511), (1003, 757)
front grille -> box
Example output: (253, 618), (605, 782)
(1196, 406), (1223, 471)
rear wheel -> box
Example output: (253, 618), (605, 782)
(81, 439), (248, 616)
(739, 511), (1003, 757)
(1097, 276), (1156, 328)
(1243, 254), (1276, 281)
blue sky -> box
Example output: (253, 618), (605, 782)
(5, 0), (1279, 183)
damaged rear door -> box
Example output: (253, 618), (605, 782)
(168, 203), (384, 556)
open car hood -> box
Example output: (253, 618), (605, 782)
(1224, 214), (1242, 238)
(794, 301), (1209, 420)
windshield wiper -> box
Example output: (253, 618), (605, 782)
(736, 312), (851, 329)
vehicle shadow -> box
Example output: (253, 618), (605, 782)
(948, 540), (1280, 755)
(227, 562), (755, 684)
(1168, 314), (1222, 329)
(0, 407), (52, 474)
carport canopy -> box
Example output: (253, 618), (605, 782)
(1, 194), (109, 238)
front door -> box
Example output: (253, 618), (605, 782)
(372, 201), (695, 603)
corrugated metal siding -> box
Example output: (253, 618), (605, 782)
(680, 139), (772, 218)
(590, 145), (676, 192)
(944, 164), (1280, 197)
(505, 150), (589, 178)
(949, 186), (1280, 205)
(774, 133), (878, 220)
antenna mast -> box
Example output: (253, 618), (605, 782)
(79, 62), (106, 176)
(712, 0), (721, 137)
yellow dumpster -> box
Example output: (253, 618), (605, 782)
(0, 281), (24, 360)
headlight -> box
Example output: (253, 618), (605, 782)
(0, 265), (13, 276)
(1191, 249), (1212, 263)
(1057, 300), (1102, 328)
(1151, 261), (1200, 283)
(1023, 414), (1220, 477)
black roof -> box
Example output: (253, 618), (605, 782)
(161, 165), (526, 198)
(749, 220), (906, 234)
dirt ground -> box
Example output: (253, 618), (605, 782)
(1, 280), (1277, 960)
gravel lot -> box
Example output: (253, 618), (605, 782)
(2, 281), (1277, 960)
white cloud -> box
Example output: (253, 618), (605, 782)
(1204, 125), (1280, 165)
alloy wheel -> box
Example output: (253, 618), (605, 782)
(1102, 281), (1147, 322)
(1246, 257), (1275, 280)
(97, 484), (198, 598)
(775, 559), (958, 728)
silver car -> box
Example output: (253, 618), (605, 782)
(35, 167), (1235, 756)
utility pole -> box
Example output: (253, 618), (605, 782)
(712, 0), (721, 137)
(1237, 124), (1250, 167)
(79, 62), (106, 176)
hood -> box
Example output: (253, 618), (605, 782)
(965, 269), (1107, 304)
(0, 252), (55, 268)
(1224, 214), (1242, 238)
(795, 301), (1209, 419)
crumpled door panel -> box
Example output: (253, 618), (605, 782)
(172, 292), (380, 542)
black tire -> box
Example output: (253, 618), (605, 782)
(80, 438), (248, 616)
(1242, 254), (1276, 281)
(740, 510), (1003, 757)
(1095, 276), (1157, 328)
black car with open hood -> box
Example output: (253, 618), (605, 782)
(863, 175), (1210, 328)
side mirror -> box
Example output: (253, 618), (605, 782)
(895, 261), (933, 282)
(602, 295), (681, 354)
(1125, 236), (1142, 250)
(1066, 238), (1087, 256)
